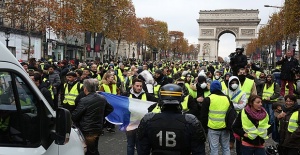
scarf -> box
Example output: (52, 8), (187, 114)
(244, 105), (267, 121)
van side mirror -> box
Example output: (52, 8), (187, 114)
(54, 107), (72, 145)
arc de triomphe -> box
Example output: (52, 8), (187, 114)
(197, 9), (261, 61)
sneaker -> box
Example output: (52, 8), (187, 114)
(107, 128), (115, 133)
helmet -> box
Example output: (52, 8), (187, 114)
(159, 84), (183, 105)
(265, 145), (278, 155)
(236, 46), (244, 52)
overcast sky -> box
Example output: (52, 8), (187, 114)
(132, 0), (284, 58)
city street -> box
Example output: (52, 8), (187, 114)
(98, 126), (277, 155)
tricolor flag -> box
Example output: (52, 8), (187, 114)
(99, 92), (156, 131)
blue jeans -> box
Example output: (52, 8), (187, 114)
(126, 129), (137, 155)
(241, 145), (266, 155)
(263, 102), (277, 140)
(208, 129), (230, 155)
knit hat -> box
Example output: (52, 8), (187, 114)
(210, 80), (222, 93)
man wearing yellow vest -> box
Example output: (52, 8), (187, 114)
(90, 64), (102, 82)
(276, 95), (300, 155)
(260, 74), (280, 142)
(201, 80), (231, 155)
(221, 73), (232, 95)
(227, 76), (247, 154)
(238, 68), (257, 100)
(126, 78), (157, 155)
(61, 72), (83, 113)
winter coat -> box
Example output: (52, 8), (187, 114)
(278, 104), (300, 148)
(276, 57), (299, 81)
(72, 92), (107, 134)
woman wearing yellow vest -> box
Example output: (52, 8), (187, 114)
(232, 95), (271, 155)
(99, 72), (119, 133)
(276, 95), (300, 155)
(99, 73), (120, 95)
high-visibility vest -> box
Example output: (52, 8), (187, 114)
(256, 71), (261, 78)
(241, 78), (254, 99)
(129, 93), (147, 101)
(173, 68), (178, 75)
(43, 78), (54, 100)
(262, 83), (277, 102)
(185, 83), (193, 95)
(207, 94), (230, 129)
(103, 84), (117, 95)
(117, 69), (124, 82)
(0, 117), (10, 131)
(181, 95), (190, 112)
(223, 68), (230, 74)
(241, 109), (270, 140)
(190, 90), (210, 99)
(285, 83), (296, 96)
(221, 81), (227, 95)
(152, 104), (161, 113)
(63, 83), (82, 106)
(229, 90), (245, 113)
(96, 74), (102, 81)
(154, 84), (161, 98)
(288, 111), (299, 132)
(40, 63), (45, 70)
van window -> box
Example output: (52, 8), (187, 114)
(0, 71), (40, 147)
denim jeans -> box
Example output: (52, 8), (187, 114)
(263, 102), (275, 125)
(126, 129), (137, 155)
(241, 145), (266, 155)
(208, 129), (230, 155)
(84, 133), (100, 155)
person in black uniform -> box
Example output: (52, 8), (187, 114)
(137, 84), (206, 155)
(229, 46), (248, 76)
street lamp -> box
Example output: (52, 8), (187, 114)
(132, 47), (135, 59)
(264, 5), (283, 9)
(5, 31), (10, 48)
(75, 38), (78, 59)
(108, 44), (111, 61)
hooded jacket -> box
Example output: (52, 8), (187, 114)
(228, 76), (247, 111)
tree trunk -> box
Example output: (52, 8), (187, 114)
(115, 39), (121, 62)
(27, 32), (31, 61)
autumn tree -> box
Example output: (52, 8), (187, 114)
(168, 31), (184, 60)
(284, 0), (300, 36)
(3, 0), (50, 60)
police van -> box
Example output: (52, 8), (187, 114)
(0, 42), (86, 154)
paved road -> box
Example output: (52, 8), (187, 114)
(98, 126), (276, 155)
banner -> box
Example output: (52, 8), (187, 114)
(94, 33), (102, 53)
(276, 41), (282, 57)
(85, 31), (91, 52)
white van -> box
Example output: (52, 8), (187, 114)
(0, 42), (86, 154)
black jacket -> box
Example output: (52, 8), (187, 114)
(39, 82), (54, 108)
(277, 57), (299, 81)
(72, 92), (107, 134)
(230, 53), (247, 73)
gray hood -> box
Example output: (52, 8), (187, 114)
(228, 76), (241, 97)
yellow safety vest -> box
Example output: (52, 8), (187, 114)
(241, 78), (254, 99)
(288, 111), (299, 132)
(181, 95), (190, 112)
(154, 84), (161, 98)
(103, 84), (117, 95)
(256, 71), (261, 78)
(285, 83), (296, 96)
(43, 78), (54, 100)
(208, 94), (230, 129)
(221, 81), (227, 95)
(117, 69), (124, 82)
(229, 90), (245, 113)
(152, 104), (161, 113)
(241, 109), (270, 140)
(0, 117), (10, 131)
(129, 93), (147, 101)
(190, 90), (210, 99)
(63, 83), (82, 106)
(40, 63), (45, 70)
(262, 83), (277, 102)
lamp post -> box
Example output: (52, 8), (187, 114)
(108, 44), (111, 61)
(132, 47), (135, 59)
(5, 31), (10, 48)
(264, 5), (283, 9)
(75, 38), (78, 59)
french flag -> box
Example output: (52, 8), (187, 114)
(99, 92), (156, 131)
